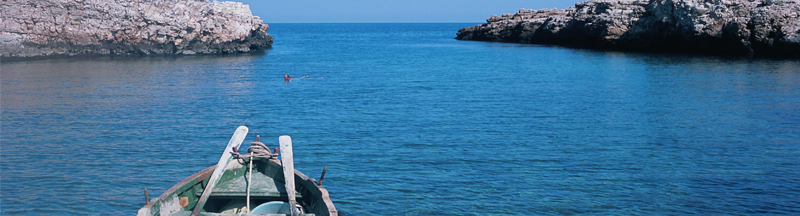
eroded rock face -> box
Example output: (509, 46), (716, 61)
(456, 0), (800, 57)
(0, 0), (273, 58)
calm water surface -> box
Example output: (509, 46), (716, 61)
(2, 23), (800, 215)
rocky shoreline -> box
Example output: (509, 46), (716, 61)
(456, 0), (800, 58)
(0, 0), (272, 59)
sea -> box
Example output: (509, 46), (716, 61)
(2, 23), (799, 215)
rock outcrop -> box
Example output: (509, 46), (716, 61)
(456, 0), (800, 57)
(0, 0), (273, 58)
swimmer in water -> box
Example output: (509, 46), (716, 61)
(285, 74), (311, 82)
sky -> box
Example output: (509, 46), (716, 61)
(233, 0), (577, 23)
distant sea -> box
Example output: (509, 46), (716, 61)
(2, 23), (799, 215)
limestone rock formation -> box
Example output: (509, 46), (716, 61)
(0, 0), (273, 58)
(456, 0), (800, 57)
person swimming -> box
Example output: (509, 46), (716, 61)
(285, 74), (310, 82)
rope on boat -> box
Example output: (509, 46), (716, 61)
(232, 141), (273, 164)
(247, 154), (253, 214)
(248, 142), (272, 158)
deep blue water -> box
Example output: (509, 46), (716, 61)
(2, 23), (800, 215)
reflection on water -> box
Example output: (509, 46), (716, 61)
(2, 24), (800, 215)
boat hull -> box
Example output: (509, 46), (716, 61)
(138, 155), (337, 216)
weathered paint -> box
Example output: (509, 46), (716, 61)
(160, 195), (181, 216)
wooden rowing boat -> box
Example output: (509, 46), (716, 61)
(137, 130), (337, 216)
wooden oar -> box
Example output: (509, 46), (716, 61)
(191, 126), (249, 216)
(279, 135), (298, 216)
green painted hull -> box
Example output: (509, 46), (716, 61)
(138, 155), (337, 216)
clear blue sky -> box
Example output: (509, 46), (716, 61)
(233, 0), (576, 23)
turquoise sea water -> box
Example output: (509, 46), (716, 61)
(2, 23), (800, 215)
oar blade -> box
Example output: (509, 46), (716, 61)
(191, 126), (249, 216)
(279, 135), (297, 216)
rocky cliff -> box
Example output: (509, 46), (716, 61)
(0, 0), (273, 58)
(456, 0), (800, 57)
